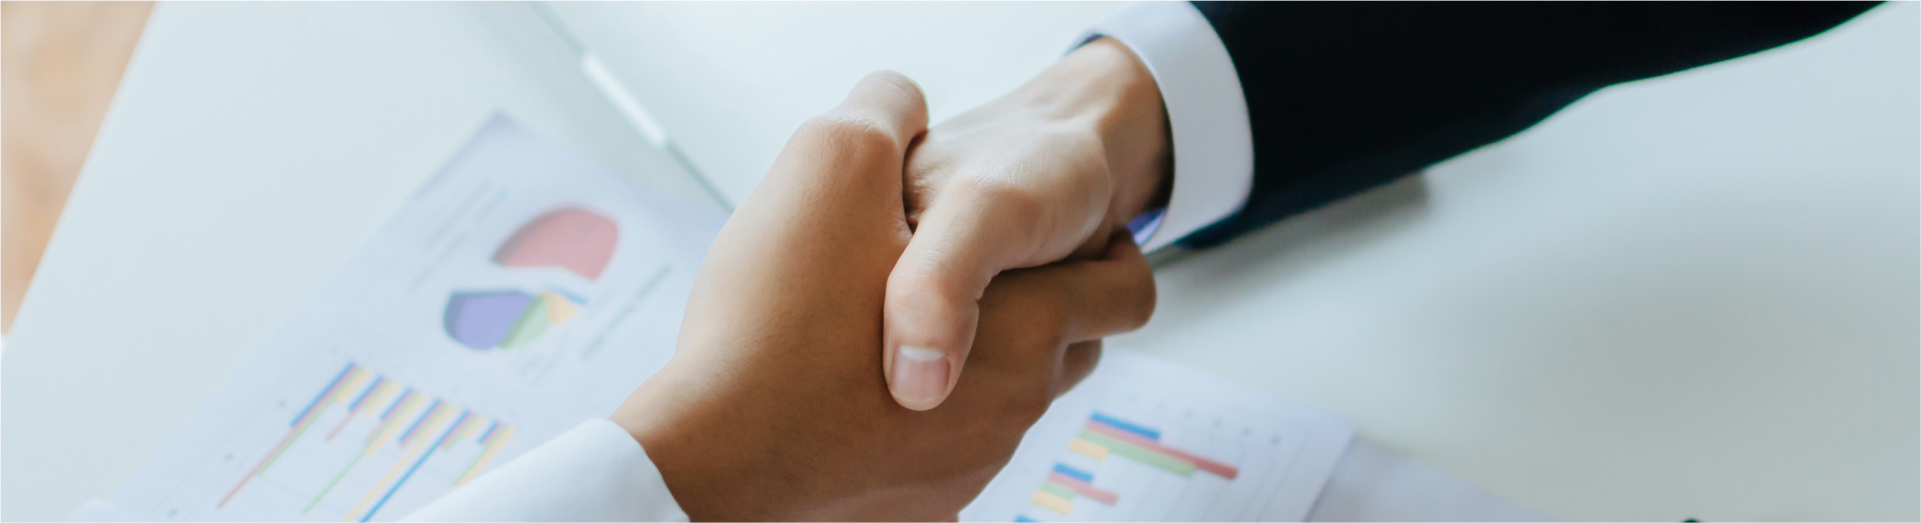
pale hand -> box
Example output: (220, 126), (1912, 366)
(884, 38), (1173, 411)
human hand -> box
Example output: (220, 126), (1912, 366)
(883, 38), (1172, 410)
(610, 72), (1155, 521)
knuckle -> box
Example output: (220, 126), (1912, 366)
(863, 70), (925, 105)
(1100, 243), (1159, 333)
(1059, 340), (1103, 388)
(1121, 272), (1157, 331)
(1014, 286), (1071, 335)
(1035, 311), (1072, 348)
(984, 271), (1071, 339)
(1007, 386), (1054, 422)
(797, 113), (901, 156)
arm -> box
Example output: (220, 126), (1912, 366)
(880, 1), (1878, 409)
(1180, 1), (1880, 247)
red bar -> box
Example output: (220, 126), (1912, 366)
(219, 371), (357, 508)
(1046, 472), (1120, 505)
(1084, 422), (1240, 479)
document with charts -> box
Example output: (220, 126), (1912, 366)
(105, 116), (726, 521)
(961, 350), (1355, 522)
(104, 116), (1352, 522)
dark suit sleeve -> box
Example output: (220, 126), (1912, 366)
(1175, 1), (1879, 249)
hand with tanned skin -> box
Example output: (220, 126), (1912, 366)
(609, 71), (1157, 521)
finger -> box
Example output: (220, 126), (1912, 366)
(883, 182), (1049, 411)
(754, 71), (929, 210)
(693, 72), (929, 379)
(884, 135), (1116, 411)
(1056, 340), (1103, 399)
(824, 70), (930, 150)
(962, 230), (1149, 406)
(1011, 229), (1158, 343)
(887, 222), (1152, 412)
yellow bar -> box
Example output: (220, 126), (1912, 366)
(345, 406), (454, 521)
(440, 413), (484, 450)
(449, 414), (487, 446)
(362, 381), (398, 415)
(456, 426), (516, 487)
(337, 370), (372, 408)
(1031, 490), (1074, 516)
(400, 404), (452, 448)
(1069, 437), (1109, 460)
(364, 395), (425, 456)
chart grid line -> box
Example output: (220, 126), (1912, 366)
(218, 363), (363, 508)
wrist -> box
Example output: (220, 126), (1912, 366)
(610, 373), (766, 520)
(1018, 37), (1173, 222)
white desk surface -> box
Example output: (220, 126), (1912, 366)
(4, 2), (1916, 521)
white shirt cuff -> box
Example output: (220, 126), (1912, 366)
(1082, 2), (1254, 251)
(404, 419), (688, 522)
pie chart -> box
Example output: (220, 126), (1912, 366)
(492, 207), (618, 280)
(443, 289), (586, 350)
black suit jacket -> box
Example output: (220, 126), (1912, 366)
(1177, 1), (1879, 249)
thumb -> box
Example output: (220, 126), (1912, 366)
(883, 185), (1049, 411)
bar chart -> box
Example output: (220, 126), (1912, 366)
(174, 360), (521, 521)
(108, 119), (728, 521)
(1028, 462), (1122, 516)
(962, 350), (1354, 522)
(1015, 411), (1247, 520)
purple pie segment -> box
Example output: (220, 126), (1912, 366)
(443, 290), (534, 350)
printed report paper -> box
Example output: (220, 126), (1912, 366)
(106, 116), (724, 521)
(960, 350), (1354, 522)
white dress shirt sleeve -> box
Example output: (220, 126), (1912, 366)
(1081, 2), (1255, 251)
(404, 419), (688, 522)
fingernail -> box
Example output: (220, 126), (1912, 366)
(891, 345), (952, 407)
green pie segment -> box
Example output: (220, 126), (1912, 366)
(499, 295), (551, 348)
(444, 289), (586, 350)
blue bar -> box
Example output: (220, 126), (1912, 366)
(362, 418), (463, 522)
(398, 399), (443, 444)
(347, 376), (385, 412)
(1090, 411), (1160, 440)
(1052, 463), (1094, 483)
(478, 421), (501, 444)
(434, 411), (470, 448)
(436, 412), (471, 449)
(379, 389), (413, 420)
(1016, 516), (1038, 522)
(292, 363), (356, 427)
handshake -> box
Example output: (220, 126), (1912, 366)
(614, 38), (1170, 520)
(405, 4), (1885, 519)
